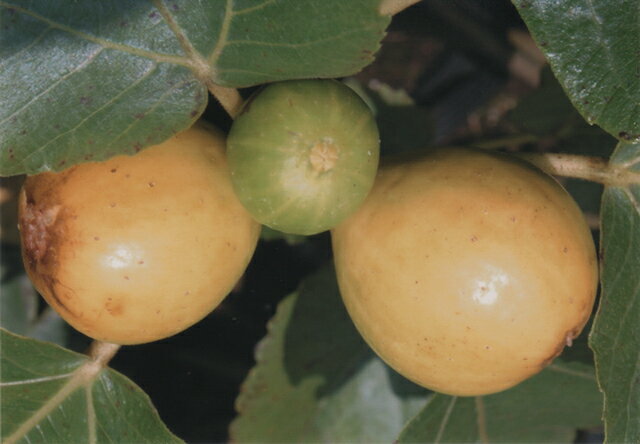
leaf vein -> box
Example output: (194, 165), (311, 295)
(434, 396), (457, 443)
(547, 362), (597, 381)
(207, 0), (234, 69)
(226, 26), (379, 50)
(86, 384), (97, 444)
(0, 372), (74, 387)
(233, 0), (277, 15)
(474, 396), (489, 443)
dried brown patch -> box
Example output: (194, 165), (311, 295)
(18, 172), (79, 319)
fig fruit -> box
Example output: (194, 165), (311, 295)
(18, 123), (260, 345)
(227, 79), (380, 235)
(332, 147), (598, 396)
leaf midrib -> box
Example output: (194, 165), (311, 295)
(4, 362), (97, 444)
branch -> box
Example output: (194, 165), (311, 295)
(515, 152), (640, 187)
(379, 0), (421, 16)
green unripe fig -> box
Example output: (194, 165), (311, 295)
(227, 79), (380, 235)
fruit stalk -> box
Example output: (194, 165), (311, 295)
(515, 152), (639, 186)
(209, 84), (244, 118)
(86, 340), (121, 370)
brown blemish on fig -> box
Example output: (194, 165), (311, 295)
(18, 173), (83, 320)
(19, 193), (62, 264)
(105, 299), (124, 316)
(38, 273), (76, 317)
(25, 248), (82, 320)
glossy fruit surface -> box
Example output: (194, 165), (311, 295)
(332, 147), (598, 396)
(18, 123), (260, 345)
(227, 79), (380, 235)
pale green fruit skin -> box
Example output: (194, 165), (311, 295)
(18, 123), (261, 345)
(227, 79), (380, 235)
(332, 147), (598, 396)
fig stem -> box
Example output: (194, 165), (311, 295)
(87, 340), (121, 367)
(209, 84), (244, 118)
(515, 152), (640, 186)
(152, 0), (244, 119)
(379, 0), (422, 15)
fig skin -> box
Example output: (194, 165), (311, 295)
(331, 147), (598, 396)
(227, 79), (380, 235)
(18, 123), (260, 345)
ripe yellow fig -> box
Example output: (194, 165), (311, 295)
(331, 147), (598, 396)
(18, 123), (260, 345)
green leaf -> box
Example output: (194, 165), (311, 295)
(0, 1), (206, 176)
(514, 0), (640, 141)
(398, 360), (603, 443)
(212, 1), (390, 87)
(230, 262), (428, 442)
(0, 329), (183, 443)
(590, 141), (640, 444)
(1, 0), (390, 176)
